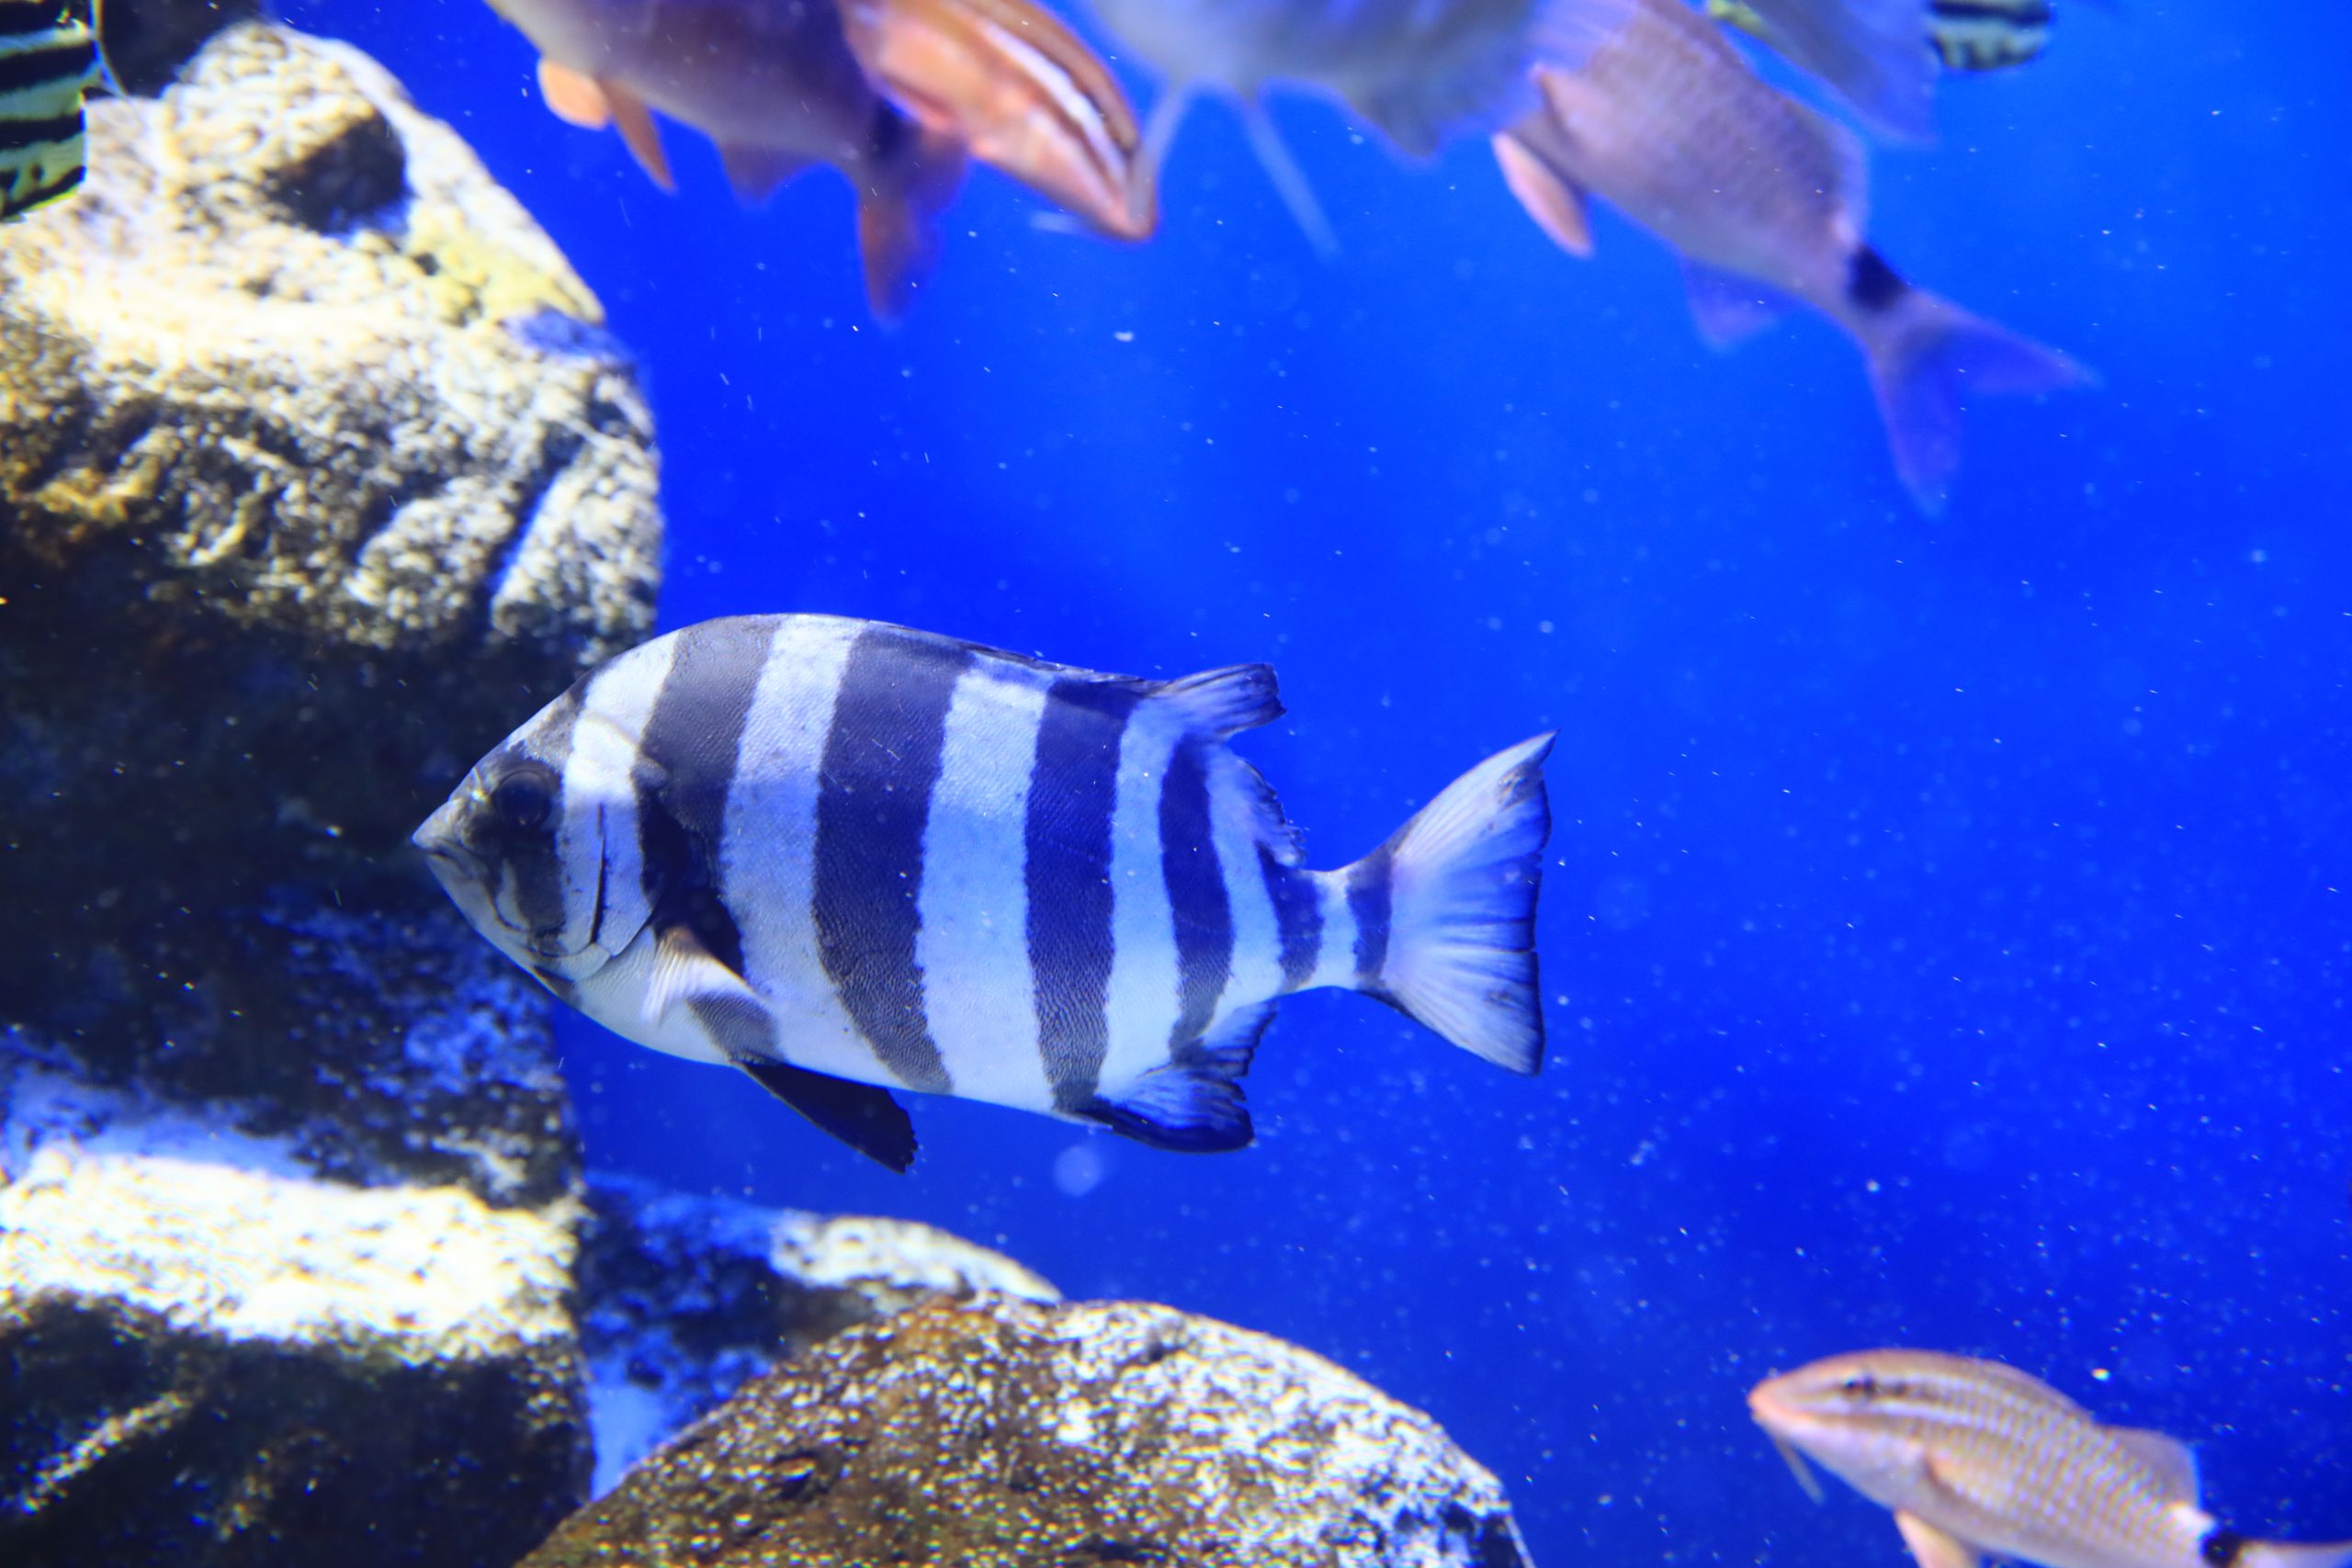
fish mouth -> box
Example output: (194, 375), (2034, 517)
(1747, 1381), (1828, 1502)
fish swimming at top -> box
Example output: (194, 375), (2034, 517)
(1701, 0), (2050, 136)
(1749, 1351), (2352, 1568)
(1493, 0), (2084, 511)
(415, 614), (1556, 1171)
(1925, 0), (2050, 73)
(482, 0), (1151, 318)
(0, 0), (101, 222)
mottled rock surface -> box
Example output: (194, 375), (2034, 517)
(0, 1145), (590, 1568)
(580, 1177), (1058, 1493)
(526, 1294), (1535, 1568)
(0, 18), (659, 1193)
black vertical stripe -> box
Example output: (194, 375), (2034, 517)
(0, 4), (90, 33)
(492, 683), (585, 951)
(1025, 679), (1141, 1111)
(812, 626), (968, 1094)
(1347, 846), (1393, 987)
(0, 34), (91, 96)
(1159, 737), (1232, 1049)
(1260, 845), (1321, 990)
(0, 111), (80, 152)
(634, 618), (775, 976)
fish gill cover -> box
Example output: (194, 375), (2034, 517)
(4, 0), (2349, 1562)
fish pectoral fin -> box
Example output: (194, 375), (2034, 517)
(644, 925), (761, 1026)
(536, 57), (612, 130)
(2108, 1427), (2201, 1505)
(1894, 1512), (1984, 1568)
(734, 1055), (918, 1173)
(601, 80), (676, 192)
(1680, 259), (1794, 350)
(1080, 1002), (1272, 1154)
(716, 143), (814, 205)
(1492, 131), (1596, 259)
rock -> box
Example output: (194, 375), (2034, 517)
(0, 20), (659, 1192)
(578, 1176), (1058, 1494)
(0, 1144), (590, 1568)
(524, 1294), (1536, 1568)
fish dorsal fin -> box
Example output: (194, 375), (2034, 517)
(717, 143), (814, 205)
(1491, 131), (1595, 258)
(1150, 662), (1283, 739)
(1682, 259), (1794, 348)
(645, 924), (760, 1026)
(2109, 1427), (2200, 1505)
(1081, 1000), (1272, 1153)
(600, 80), (675, 192)
(536, 57), (611, 130)
(1894, 1511), (1983, 1568)
(734, 1055), (918, 1173)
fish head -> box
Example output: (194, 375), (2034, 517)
(413, 689), (655, 988)
(1748, 1351), (1948, 1510)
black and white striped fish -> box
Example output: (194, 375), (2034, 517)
(0, 1), (99, 222)
(1928, 0), (2050, 73)
(415, 615), (1555, 1171)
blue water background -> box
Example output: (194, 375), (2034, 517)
(296, 0), (2352, 1557)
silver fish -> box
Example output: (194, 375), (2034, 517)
(1750, 1350), (2352, 1568)
(1493, 0), (2084, 511)
(415, 615), (1555, 1171)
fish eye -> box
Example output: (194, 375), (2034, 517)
(1841, 1374), (1880, 1399)
(489, 765), (556, 832)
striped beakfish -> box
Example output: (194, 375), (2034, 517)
(1494, 0), (2084, 512)
(1927, 0), (2051, 72)
(1750, 1350), (2352, 1568)
(482, 0), (1150, 319)
(1701, 0), (2048, 132)
(0, 0), (100, 222)
(415, 615), (1555, 1171)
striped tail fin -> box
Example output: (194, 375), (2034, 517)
(1346, 732), (1555, 1074)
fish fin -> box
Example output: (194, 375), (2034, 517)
(1210, 748), (1306, 867)
(2108, 1427), (2200, 1504)
(1238, 97), (1338, 260)
(1140, 80), (1194, 186)
(717, 143), (814, 205)
(601, 80), (675, 192)
(1894, 1512), (1983, 1568)
(844, 0), (1152, 240)
(644, 924), (760, 1026)
(1492, 132), (1595, 258)
(1149, 662), (1283, 739)
(733, 1055), (917, 1173)
(1081, 1002), (1272, 1154)
(1767, 1432), (1827, 1504)
(1860, 287), (2088, 513)
(1715, 0), (1939, 141)
(1343, 732), (1555, 1075)
(1682, 259), (1794, 348)
(536, 57), (611, 130)
(855, 120), (967, 321)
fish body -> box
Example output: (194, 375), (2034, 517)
(1494, 0), (2083, 510)
(484, 0), (1148, 317)
(0, 0), (101, 222)
(416, 615), (1555, 1170)
(1749, 1351), (2352, 1568)
(1928, 0), (2049, 72)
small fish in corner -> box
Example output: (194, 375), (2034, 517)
(0, 0), (102, 221)
(1749, 1349), (2352, 1568)
(481, 0), (1152, 319)
(415, 614), (1556, 1172)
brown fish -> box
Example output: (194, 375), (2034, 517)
(1750, 1350), (2352, 1568)
(1495, 0), (2084, 510)
(485, 0), (1151, 318)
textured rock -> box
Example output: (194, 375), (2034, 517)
(0, 1145), (590, 1568)
(525, 1294), (1536, 1568)
(579, 1177), (1058, 1493)
(0, 19), (658, 1193)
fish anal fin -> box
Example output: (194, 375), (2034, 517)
(1082, 1001), (1272, 1154)
(602, 80), (675, 192)
(2109, 1427), (2200, 1505)
(1152, 662), (1283, 739)
(855, 122), (965, 321)
(1682, 258), (1793, 349)
(717, 143), (813, 205)
(735, 1055), (917, 1173)
(536, 57), (611, 130)
(1492, 131), (1595, 258)
(1894, 1511), (1984, 1568)
(645, 924), (760, 1026)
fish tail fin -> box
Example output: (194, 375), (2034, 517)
(1238, 98), (1338, 260)
(1860, 282), (2087, 513)
(856, 121), (967, 321)
(1339, 733), (1555, 1075)
(2243, 1544), (2352, 1568)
